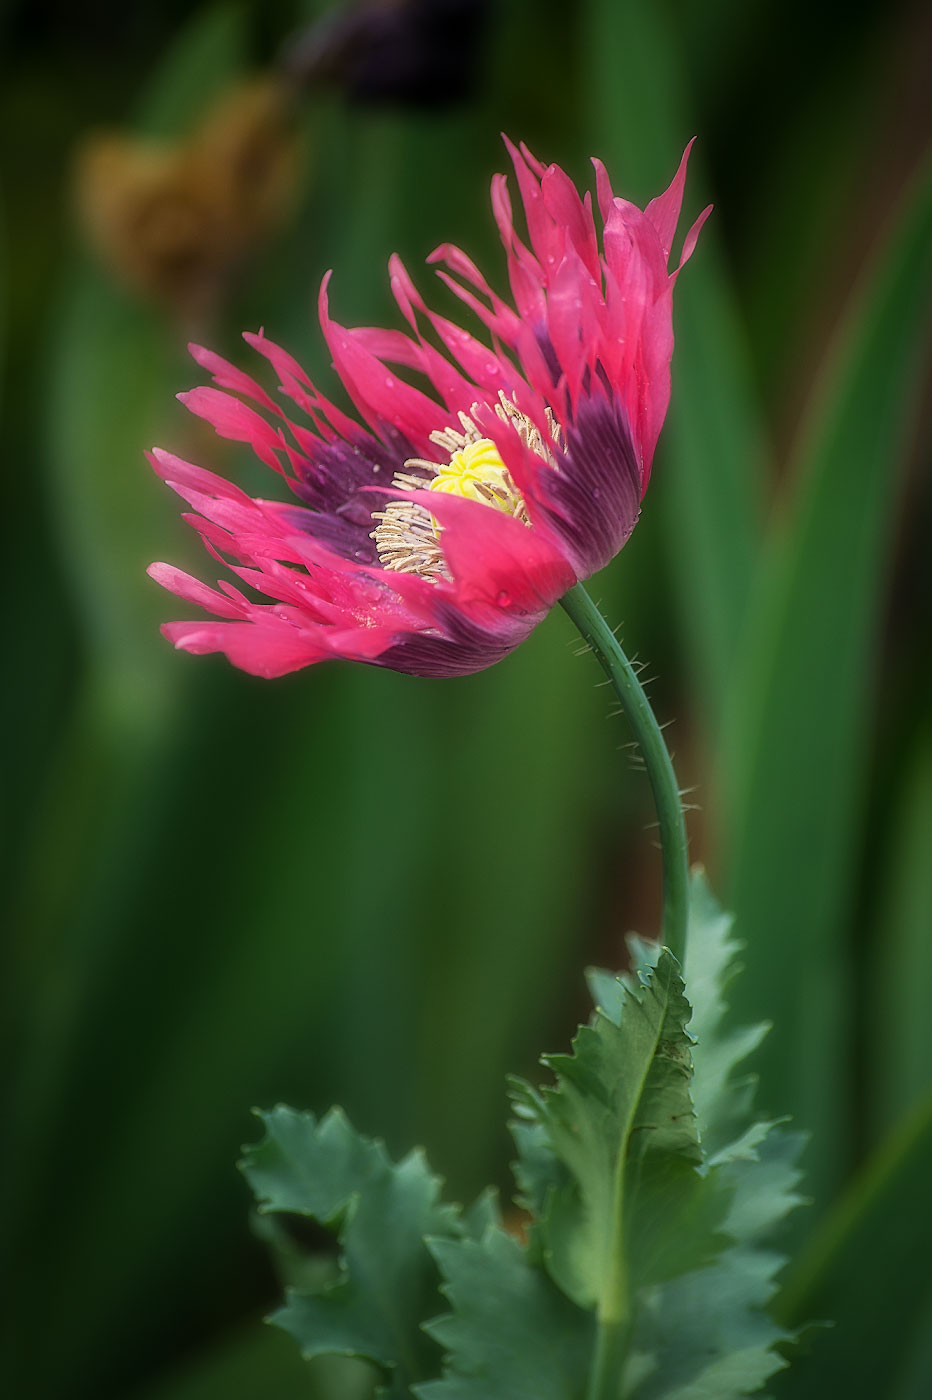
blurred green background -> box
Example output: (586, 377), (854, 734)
(1, 1), (930, 1395)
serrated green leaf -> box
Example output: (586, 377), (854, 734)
(415, 1228), (593, 1400)
(500, 875), (804, 1397)
(511, 951), (728, 1312)
(714, 1124), (807, 1250)
(683, 872), (806, 1259)
(460, 1188), (500, 1242)
(615, 876), (804, 1399)
(685, 871), (777, 1158)
(632, 1249), (789, 1400)
(245, 882), (804, 1400)
(509, 1103), (567, 1232)
(586, 938), (661, 1023)
(240, 1106), (460, 1393)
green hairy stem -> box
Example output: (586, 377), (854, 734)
(560, 583), (690, 963)
(561, 582), (691, 1399)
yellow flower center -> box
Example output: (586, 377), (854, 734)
(427, 437), (523, 517)
(370, 401), (543, 581)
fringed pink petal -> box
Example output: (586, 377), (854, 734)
(147, 562), (245, 618)
(161, 618), (332, 677)
(244, 330), (361, 441)
(350, 324), (478, 413)
(673, 203), (714, 277)
(490, 171), (548, 322)
(644, 138), (696, 264)
(431, 270), (518, 349)
(545, 247), (603, 404)
(151, 136), (707, 681)
(400, 488), (575, 619)
(350, 326), (428, 371)
(318, 274), (447, 448)
(148, 448), (255, 505)
(224, 561), (340, 620)
(590, 156), (615, 225)
(242, 329), (313, 386)
(388, 255), (506, 396)
(541, 164), (601, 283)
(503, 136), (563, 279)
(517, 139), (547, 179)
(602, 197), (669, 304)
(637, 286), (675, 475)
(465, 401), (551, 521)
(178, 387), (288, 475)
(188, 343), (281, 416)
(387, 255), (421, 331)
(427, 244), (524, 343)
(426, 242), (495, 296)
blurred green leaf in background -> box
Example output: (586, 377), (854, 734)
(1, 1), (930, 1397)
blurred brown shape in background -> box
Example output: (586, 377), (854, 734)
(74, 77), (303, 326)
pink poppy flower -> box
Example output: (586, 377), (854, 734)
(148, 138), (710, 678)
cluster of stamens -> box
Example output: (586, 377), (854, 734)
(371, 392), (561, 581)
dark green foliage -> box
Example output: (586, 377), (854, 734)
(241, 1107), (461, 1394)
(2, 1), (928, 1396)
(773, 1099), (932, 1399)
(418, 1230), (594, 1400)
(245, 876), (803, 1397)
(720, 157), (932, 1209)
(510, 950), (725, 1310)
(503, 876), (801, 1398)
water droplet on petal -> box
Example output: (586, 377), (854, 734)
(496, 590), (511, 607)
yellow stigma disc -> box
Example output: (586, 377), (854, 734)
(428, 438), (520, 515)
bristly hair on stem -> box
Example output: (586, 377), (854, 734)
(559, 582), (690, 962)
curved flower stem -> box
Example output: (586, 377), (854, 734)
(559, 582), (690, 963)
(560, 584), (690, 1400)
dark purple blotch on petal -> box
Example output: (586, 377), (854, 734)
(279, 505), (379, 565)
(292, 422), (414, 510)
(377, 599), (533, 677)
(286, 422), (423, 564)
(534, 325), (563, 388)
(540, 392), (642, 577)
